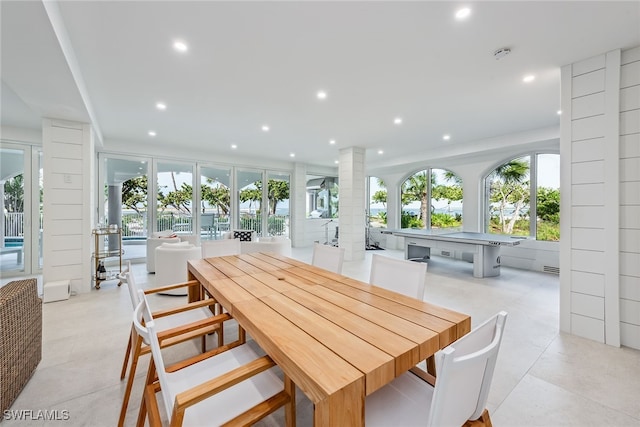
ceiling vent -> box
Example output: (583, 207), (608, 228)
(494, 48), (511, 60)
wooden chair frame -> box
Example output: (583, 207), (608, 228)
(118, 274), (233, 427)
(133, 291), (295, 427)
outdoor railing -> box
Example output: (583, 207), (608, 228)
(3, 213), (43, 238)
(3, 212), (288, 240)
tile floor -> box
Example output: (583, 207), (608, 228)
(3, 247), (640, 426)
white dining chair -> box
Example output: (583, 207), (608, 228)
(369, 254), (427, 300)
(366, 311), (508, 427)
(201, 237), (241, 258)
(133, 289), (296, 427)
(311, 243), (345, 274)
(118, 263), (229, 427)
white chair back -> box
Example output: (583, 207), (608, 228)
(132, 289), (174, 421)
(201, 238), (241, 258)
(427, 311), (508, 426)
(369, 254), (427, 300)
(122, 261), (142, 310)
(311, 243), (345, 274)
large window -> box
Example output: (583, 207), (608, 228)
(267, 172), (290, 236)
(235, 169), (291, 238)
(103, 156), (150, 260)
(306, 175), (338, 218)
(400, 168), (463, 229)
(368, 176), (386, 228)
(485, 153), (559, 241)
(237, 169), (263, 235)
(0, 143), (42, 276)
(156, 161), (194, 235)
(200, 166), (231, 240)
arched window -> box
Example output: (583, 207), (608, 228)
(485, 153), (559, 241)
(400, 168), (463, 229)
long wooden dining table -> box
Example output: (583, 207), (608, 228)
(187, 252), (471, 426)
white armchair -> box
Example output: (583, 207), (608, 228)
(154, 242), (202, 296)
(146, 232), (180, 273)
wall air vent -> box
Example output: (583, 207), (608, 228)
(543, 265), (560, 275)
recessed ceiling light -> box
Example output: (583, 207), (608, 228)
(231, 144), (237, 149)
(394, 117), (403, 125)
(173, 41), (188, 52)
(334, 160), (339, 164)
(557, 110), (563, 115)
(262, 125), (270, 132)
(289, 153), (295, 158)
(317, 90), (327, 100)
(329, 139), (336, 145)
(148, 131), (156, 137)
(378, 150), (384, 155)
(455, 7), (471, 20)
(523, 74), (536, 83)
(156, 102), (167, 110)
(443, 134), (451, 141)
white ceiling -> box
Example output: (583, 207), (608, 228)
(1, 1), (639, 171)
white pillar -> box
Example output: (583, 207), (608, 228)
(42, 119), (95, 293)
(338, 147), (366, 261)
(560, 49), (624, 346)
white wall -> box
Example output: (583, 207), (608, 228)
(619, 47), (640, 349)
(560, 46), (640, 349)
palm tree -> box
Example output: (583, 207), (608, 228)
(488, 158), (530, 233)
(402, 170), (429, 228)
(3, 174), (24, 212)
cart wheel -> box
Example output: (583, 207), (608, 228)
(117, 281), (122, 287)
(95, 284), (101, 290)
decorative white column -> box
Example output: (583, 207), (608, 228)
(338, 147), (366, 261)
(42, 119), (95, 293)
(559, 48), (634, 347)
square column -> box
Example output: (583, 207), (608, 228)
(42, 119), (95, 293)
(338, 147), (366, 261)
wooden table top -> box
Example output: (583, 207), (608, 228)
(188, 252), (471, 426)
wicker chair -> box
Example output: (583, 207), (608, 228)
(0, 279), (42, 413)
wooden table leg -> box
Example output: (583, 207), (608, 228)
(314, 379), (364, 426)
(426, 355), (437, 376)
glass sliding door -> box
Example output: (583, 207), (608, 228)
(102, 156), (149, 261)
(200, 165), (231, 240)
(237, 169), (263, 236)
(0, 143), (40, 276)
(267, 172), (289, 237)
(1, 147), (26, 273)
(156, 161), (194, 237)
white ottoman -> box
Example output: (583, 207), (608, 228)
(146, 236), (180, 273)
(154, 242), (201, 296)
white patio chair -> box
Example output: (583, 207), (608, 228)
(369, 253), (427, 300)
(201, 237), (241, 258)
(133, 289), (296, 427)
(311, 243), (345, 274)
(118, 263), (230, 427)
(366, 311), (508, 427)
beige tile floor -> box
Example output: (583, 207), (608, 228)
(3, 247), (640, 426)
